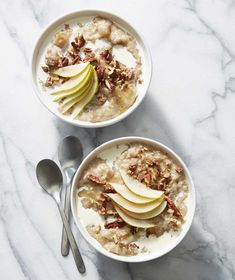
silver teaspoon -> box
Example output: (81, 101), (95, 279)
(36, 159), (86, 274)
(58, 136), (83, 257)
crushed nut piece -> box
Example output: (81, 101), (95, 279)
(165, 195), (182, 218)
(104, 218), (125, 229)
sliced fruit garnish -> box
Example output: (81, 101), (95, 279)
(53, 62), (89, 78)
(72, 67), (99, 119)
(119, 169), (164, 199)
(60, 76), (94, 106)
(59, 77), (94, 114)
(107, 193), (163, 214)
(120, 200), (167, 220)
(110, 182), (155, 204)
(50, 64), (92, 95)
(114, 205), (156, 228)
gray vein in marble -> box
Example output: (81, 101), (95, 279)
(185, 0), (235, 58)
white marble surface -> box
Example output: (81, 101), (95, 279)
(0, 0), (235, 279)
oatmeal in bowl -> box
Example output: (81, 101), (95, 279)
(31, 10), (151, 127)
(71, 137), (195, 262)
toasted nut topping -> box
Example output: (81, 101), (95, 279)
(165, 195), (182, 218)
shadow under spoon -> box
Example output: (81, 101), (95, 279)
(36, 159), (86, 274)
(58, 136), (83, 257)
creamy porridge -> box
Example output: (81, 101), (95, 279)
(38, 16), (143, 122)
(76, 143), (189, 256)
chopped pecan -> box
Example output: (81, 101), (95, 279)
(71, 55), (81, 65)
(103, 183), (115, 193)
(87, 174), (115, 193)
(100, 49), (113, 63)
(41, 66), (49, 73)
(71, 41), (79, 50)
(96, 65), (105, 81)
(87, 174), (104, 185)
(74, 35), (85, 48)
(83, 47), (92, 53)
(104, 79), (114, 91)
(104, 218), (125, 229)
(67, 48), (77, 58)
(61, 57), (69, 67)
(108, 68), (118, 81)
(137, 171), (147, 182)
(83, 53), (96, 63)
(165, 196), (182, 218)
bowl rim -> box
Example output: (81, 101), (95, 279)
(30, 9), (152, 128)
(71, 136), (196, 262)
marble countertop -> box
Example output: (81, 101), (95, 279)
(1, 0), (235, 279)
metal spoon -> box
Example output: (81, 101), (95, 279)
(58, 136), (83, 257)
(36, 159), (86, 274)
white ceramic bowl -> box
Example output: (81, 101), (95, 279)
(71, 137), (196, 262)
(31, 10), (152, 128)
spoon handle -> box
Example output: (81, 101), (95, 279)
(61, 182), (70, 256)
(58, 203), (86, 274)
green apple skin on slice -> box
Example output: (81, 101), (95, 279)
(72, 67), (99, 119)
(120, 200), (167, 220)
(61, 76), (94, 107)
(119, 169), (164, 199)
(110, 183), (156, 204)
(107, 193), (164, 214)
(53, 62), (89, 78)
(60, 77), (94, 114)
(114, 205), (156, 228)
(50, 64), (91, 95)
(52, 66), (93, 101)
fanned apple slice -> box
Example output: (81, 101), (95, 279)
(114, 205), (156, 228)
(72, 67), (99, 119)
(60, 76), (93, 106)
(107, 193), (163, 213)
(60, 77), (94, 114)
(111, 183), (155, 204)
(50, 65), (91, 95)
(53, 62), (89, 78)
(120, 200), (167, 220)
(119, 169), (164, 199)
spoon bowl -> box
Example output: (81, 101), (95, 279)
(58, 136), (83, 173)
(36, 159), (63, 198)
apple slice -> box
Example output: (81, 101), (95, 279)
(52, 66), (93, 100)
(60, 76), (93, 106)
(50, 65), (91, 95)
(120, 200), (167, 220)
(53, 62), (89, 78)
(60, 77), (94, 114)
(110, 183), (155, 204)
(72, 67), (99, 119)
(114, 205), (156, 228)
(119, 169), (164, 199)
(107, 193), (163, 213)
